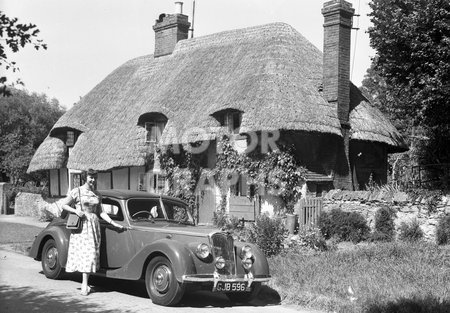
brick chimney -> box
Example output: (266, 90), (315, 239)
(322, 0), (354, 127)
(322, 0), (355, 190)
(153, 2), (191, 58)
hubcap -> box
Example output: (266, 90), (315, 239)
(46, 247), (58, 270)
(153, 265), (171, 294)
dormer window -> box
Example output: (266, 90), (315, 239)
(225, 111), (242, 134)
(137, 112), (168, 144)
(213, 109), (242, 134)
(145, 121), (165, 143)
(66, 130), (79, 147)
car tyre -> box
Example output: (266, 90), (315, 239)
(145, 256), (185, 306)
(226, 282), (261, 304)
(41, 239), (64, 279)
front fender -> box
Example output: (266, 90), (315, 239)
(234, 241), (270, 276)
(106, 238), (196, 282)
(29, 225), (70, 267)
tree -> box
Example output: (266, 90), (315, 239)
(0, 11), (47, 96)
(366, 0), (450, 165)
(0, 88), (65, 184)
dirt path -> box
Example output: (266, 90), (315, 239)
(0, 249), (322, 313)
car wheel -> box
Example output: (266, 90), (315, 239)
(41, 239), (64, 279)
(226, 282), (261, 303)
(145, 256), (185, 306)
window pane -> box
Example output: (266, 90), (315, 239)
(101, 199), (124, 221)
(145, 122), (164, 143)
(66, 131), (75, 147)
(138, 173), (147, 191)
(232, 113), (241, 134)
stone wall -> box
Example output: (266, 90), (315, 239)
(323, 190), (450, 242)
(14, 192), (63, 220)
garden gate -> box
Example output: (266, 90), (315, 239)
(296, 197), (323, 230)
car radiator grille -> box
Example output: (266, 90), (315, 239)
(211, 232), (236, 275)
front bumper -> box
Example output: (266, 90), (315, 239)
(182, 273), (271, 292)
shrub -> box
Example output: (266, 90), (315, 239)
(436, 216), (450, 245)
(243, 214), (287, 257)
(212, 209), (228, 228)
(288, 227), (328, 253)
(398, 218), (424, 242)
(212, 211), (245, 235)
(318, 208), (370, 243)
(371, 206), (396, 242)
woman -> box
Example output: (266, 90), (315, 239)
(61, 168), (124, 295)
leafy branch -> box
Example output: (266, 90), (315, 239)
(0, 11), (47, 96)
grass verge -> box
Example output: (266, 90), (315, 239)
(268, 241), (450, 313)
(0, 222), (43, 255)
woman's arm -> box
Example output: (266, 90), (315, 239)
(100, 211), (124, 229)
(60, 192), (84, 218)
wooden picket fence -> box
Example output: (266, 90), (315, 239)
(295, 197), (323, 230)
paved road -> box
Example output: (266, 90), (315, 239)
(0, 249), (317, 313)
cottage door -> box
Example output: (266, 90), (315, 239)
(197, 189), (216, 225)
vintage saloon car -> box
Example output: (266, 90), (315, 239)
(29, 190), (271, 306)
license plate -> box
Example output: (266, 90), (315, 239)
(214, 282), (247, 292)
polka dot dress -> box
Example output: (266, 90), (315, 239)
(65, 187), (102, 273)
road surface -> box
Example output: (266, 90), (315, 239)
(0, 249), (316, 313)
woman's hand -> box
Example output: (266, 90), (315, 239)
(111, 221), (125, 230)
(75, 208), (85, 218)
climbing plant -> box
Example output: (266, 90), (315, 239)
(156, 144), (202, 219)
(214, 135), (306, 214)
(157, 135), (306, 218)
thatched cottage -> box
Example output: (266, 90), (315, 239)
(28, 0), (406, 222)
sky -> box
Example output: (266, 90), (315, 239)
(1, 0), (375, 109)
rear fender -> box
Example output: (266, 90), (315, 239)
(107, 238), (196, 282)
(30, 226), (69, 267)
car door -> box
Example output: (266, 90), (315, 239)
(99, 197), (135, 269)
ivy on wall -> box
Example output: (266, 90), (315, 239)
(156, 144), (202, 220)
(157, 135), (307, 217)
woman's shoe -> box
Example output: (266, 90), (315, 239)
(80, 285), (91, 296)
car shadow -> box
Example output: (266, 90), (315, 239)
(42, 271), (281, 308)
(179, 285), (282, 308)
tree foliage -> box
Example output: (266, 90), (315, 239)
(365, 0), (450, 165)
(0, 11), (47, 96)
(0, 88), (65, 184)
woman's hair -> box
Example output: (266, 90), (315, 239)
(86, 168), (98, 177)
(81, 168), (98, 183)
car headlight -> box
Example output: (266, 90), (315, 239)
(215, 256), (226, 270)
(242, 257), (253, 270)
(240, 245), (253, 259)
(196, 243), (210, 259)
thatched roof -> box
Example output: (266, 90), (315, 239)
(349, 84), (408, 153)
(28, 22), (405, 173)
(28, 136), (67, 171)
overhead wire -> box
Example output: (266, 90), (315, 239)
(351, 0), (362, 81)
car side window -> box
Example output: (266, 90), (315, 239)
(101, 198), (124, 221)
(163, 201), (193, 224)
(128, 198), (164, 221)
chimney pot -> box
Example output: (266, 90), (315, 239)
(153, 5), (190, 58)
(175, 2), (183, 14)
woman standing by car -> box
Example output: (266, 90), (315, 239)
(61, 168), (124, 295)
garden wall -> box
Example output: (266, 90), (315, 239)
(323, 190), (450, 242)
(14, 192), (63, 220)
